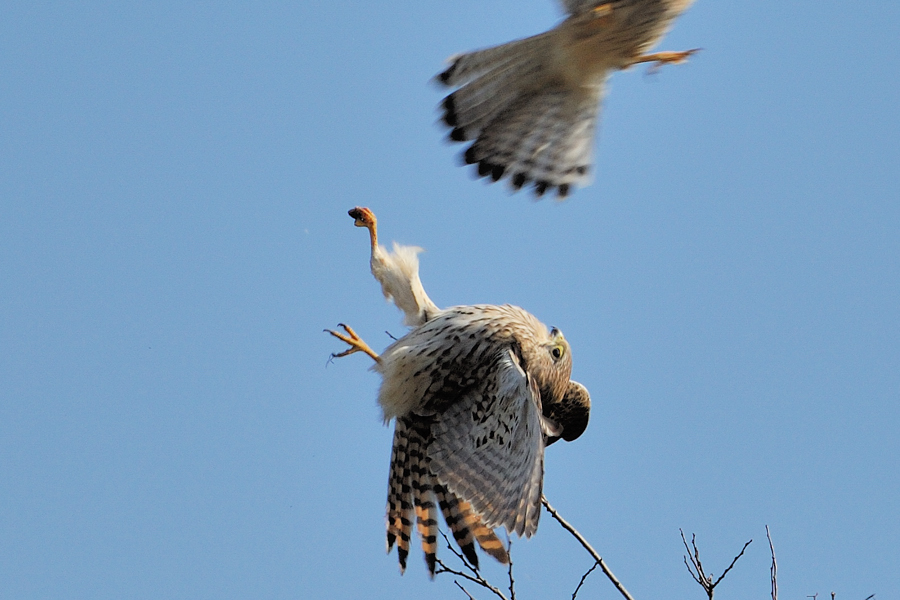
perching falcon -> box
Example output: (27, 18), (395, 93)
(437, 0), (697, 198)
(327, 207), (591, 576)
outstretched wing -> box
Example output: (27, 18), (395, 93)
(437, 27), (605, 198)
(427, 348), (549, 537)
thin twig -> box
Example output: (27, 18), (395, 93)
(438, 529), (478, 574)
(506, 534), (516, 600)
(680, 531), (708, 595)
(542, 496), (636, 600)
(435, 530), (508, 600)
(680, 529), (751, 600)
(713, 539), (752, 587)
(454, 580), (477, 600)
(436, 558), (508, 600)
(572, 561), (600, 599)
(766, 525), (777, 600)
(683, 554), (703, 586)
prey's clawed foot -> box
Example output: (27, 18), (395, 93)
(631, 48), (701, 74)
(325, 323), (381, 362)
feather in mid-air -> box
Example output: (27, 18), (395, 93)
(437, 0), (698, 198)
(326, 207), (591, 576)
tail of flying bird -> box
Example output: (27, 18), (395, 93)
(437, 31), (602, 199)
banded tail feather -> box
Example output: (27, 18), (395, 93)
(386, 419), (414, 571)
(386, 416), (510, 574)
(409, 431), (439, 576)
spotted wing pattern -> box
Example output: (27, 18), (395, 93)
(429, 348), (548, 537)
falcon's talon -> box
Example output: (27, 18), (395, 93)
(326, 323), (381, 362)
(589, 3), (613, 23)
(632, 48), (701, 74)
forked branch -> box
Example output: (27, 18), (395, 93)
(680, 529), (752, 600)
(434, 530), (509, 600)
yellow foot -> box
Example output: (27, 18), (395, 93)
(631, 48), (701, 74)
(591, 3), (613, 18)
(580, 3), (614, 31)
(325, 323), (381, 362)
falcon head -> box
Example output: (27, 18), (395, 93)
(544, 380), (591, 446)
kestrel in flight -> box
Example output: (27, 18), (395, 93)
(437, 0), (698, 198)
(327, 207), (591, 575)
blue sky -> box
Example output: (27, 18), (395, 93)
(1, 2), (898, 598)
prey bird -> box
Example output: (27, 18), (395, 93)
(437, 0), (698, 198)
(327, 207), (591, 576)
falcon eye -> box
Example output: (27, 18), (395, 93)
(551, 345), (565, 361)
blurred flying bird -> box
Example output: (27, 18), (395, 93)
(437, 0), (698, 198)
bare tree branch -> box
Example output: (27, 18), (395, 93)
(541, 495), (636, 600)
(454, 580), (477, 600)
(681, 531), (705, 589)
(680, 529), (751, 600)
(435, 530), (509, 600)
(506, 534), (516, 600)
(436, 557), (509, 600)
(683, 554), (703, 586)
(572, 561), (600, 599)
(713, 539), (752, 587)
(766, 525), (777, 600)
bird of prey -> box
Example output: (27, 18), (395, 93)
(437, 0), (698, 198)
(327, 207), (591, 576)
